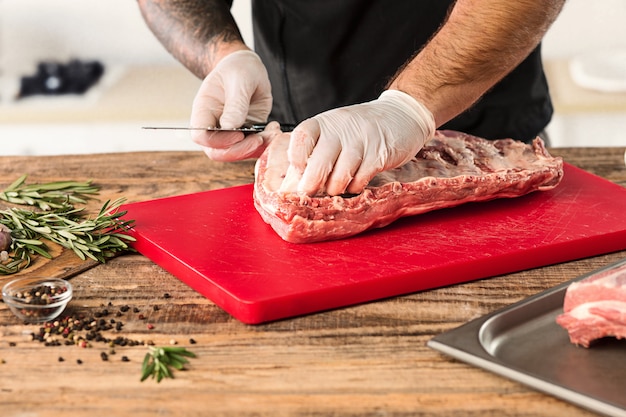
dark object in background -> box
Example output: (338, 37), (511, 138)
(17, 59), (105, 98)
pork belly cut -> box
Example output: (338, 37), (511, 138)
(556, 261), (626, 348)
(253, 130), (564, 243)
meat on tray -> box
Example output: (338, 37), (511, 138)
(556, 261), (626, 348)
(253, 129), (564, 243)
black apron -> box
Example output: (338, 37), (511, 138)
(250, 0), (552, 143)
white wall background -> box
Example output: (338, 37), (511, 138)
(0, 0), (254, 75)
(542, 0), (626, 59)
(2, 0), (624, 73)
(0, 0), (624, 154)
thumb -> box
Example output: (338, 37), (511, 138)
(219, 88), (250, 129)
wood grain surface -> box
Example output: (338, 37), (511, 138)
(0, 216), (100, 281)
(1, 146), (625, 417)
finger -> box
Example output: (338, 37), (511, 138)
(324, 147), (364, 196)
(201, 134), (264, 162)
(248, 94), (273, 123)
(345, 172), (375, 195)
(190, 77), (222, 129)
(257, 121), (284, 150)
(287, 119), (321, 173)
(220, 77), (253, 129)
(278, 164), (302, 193)
(297, 130), (342, 196)
(190, 79), (229, 147)
(261, 120), (282, 134)
(191, 130), (245, 149)
(345, 156), (380, 195)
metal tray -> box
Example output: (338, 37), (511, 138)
(428, 259), (626, 417)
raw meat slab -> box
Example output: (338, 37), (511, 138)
(121, 163), (626, 324)
(556, 260), (626, 347)
(254, 132), (563, 243)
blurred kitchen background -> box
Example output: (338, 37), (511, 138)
(0, 0), (624, 155)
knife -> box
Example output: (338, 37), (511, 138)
(142, 123), (296, 134)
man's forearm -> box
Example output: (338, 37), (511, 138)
(388, 0), (565, 128)
(137, 0), (247, 78)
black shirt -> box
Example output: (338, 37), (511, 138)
(251, 0), (552, 143)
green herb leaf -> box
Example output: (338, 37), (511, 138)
(0, 174), (99, 211)
(140, 346), (196, 383)
(1, 176), (136, 275)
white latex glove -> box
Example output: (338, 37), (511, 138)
(190, 50), (273, 161)
(279, 90), (435, 196)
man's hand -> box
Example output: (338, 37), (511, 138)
(190, 50), (273, 161)
(279, 90), (435, 196)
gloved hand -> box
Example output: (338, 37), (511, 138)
(190, 50), (273, 161)
(279, 90), (435, 196)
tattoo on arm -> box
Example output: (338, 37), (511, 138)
(138, 0), (244, 78)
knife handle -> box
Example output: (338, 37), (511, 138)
(249, 123), (297, 133)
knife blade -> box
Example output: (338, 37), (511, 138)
(142, 123), (296, 133)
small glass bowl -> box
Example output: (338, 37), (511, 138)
(2, 277), (73, 323)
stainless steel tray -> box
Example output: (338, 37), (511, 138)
(428, 259), (626, 417)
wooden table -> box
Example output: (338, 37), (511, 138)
(1, 146), (625, 417)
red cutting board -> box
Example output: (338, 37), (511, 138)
(121, 163), (626, 324)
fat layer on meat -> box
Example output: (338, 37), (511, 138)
(556, 261), (626, 347)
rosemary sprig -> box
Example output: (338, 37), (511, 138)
(0, 174), (99, 210)
(0, 199), (135, 274)
(140, 346), (196, 383)
(0, 175), (136, 275)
